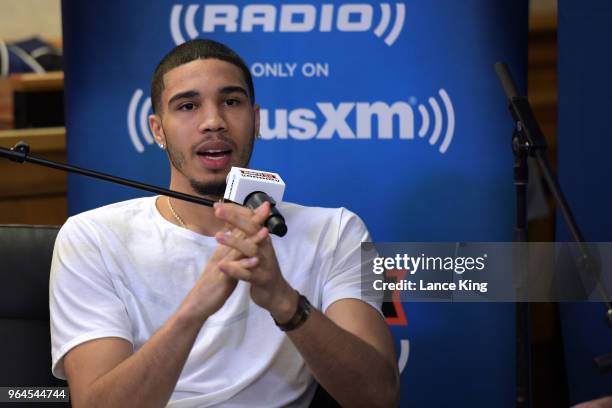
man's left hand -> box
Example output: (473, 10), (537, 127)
(213, 201), (298, 323)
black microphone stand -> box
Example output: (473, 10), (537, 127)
(512, 122), (531, 408)
(0, 141), (288, 237)
(494, 62), (612, 407)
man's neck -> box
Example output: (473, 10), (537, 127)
(157, 181), (226, 236)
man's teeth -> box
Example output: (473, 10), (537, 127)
(200, 150), (230, 160)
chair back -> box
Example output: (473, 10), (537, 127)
(0, 224), (68, 406)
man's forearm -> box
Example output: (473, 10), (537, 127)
(284, 308), (400, 408)
(68, 241), (244, 408)
(211, 202), (399, 406)
(76, 308), (204, 408)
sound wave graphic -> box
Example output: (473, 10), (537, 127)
(170, 5), (200, 45)
(374, 3), (406, 46)
(127, 89), (154, 154)
(417, 89), (455, 154)
(398, 339), (409, 374)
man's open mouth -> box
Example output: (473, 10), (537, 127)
(195, 141), (234, 170)
(197, 149), (232, 160)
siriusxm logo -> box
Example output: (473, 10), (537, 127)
(126, 89), (454, 154)
(170, 3), (406, 46)
(259, 89), (455, 153)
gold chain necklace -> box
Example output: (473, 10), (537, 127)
(167, 196), (186, 228)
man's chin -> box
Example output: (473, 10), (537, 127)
(189, 179), (227, 198)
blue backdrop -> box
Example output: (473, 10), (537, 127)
(558, 0), (612, 403)
(62, 1), (527, 405)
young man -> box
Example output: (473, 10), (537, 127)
(49, 39), (399, 408)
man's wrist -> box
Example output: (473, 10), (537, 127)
(176, 298), (211, 328)
(273, 293), (312, 331)
(268, 286), (300, 324)
(173, 307), (208, 335)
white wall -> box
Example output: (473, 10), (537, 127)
(0, 0), (62, 43)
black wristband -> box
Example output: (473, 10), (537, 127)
(274, 292), (312, 332)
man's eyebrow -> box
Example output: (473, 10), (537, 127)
(220, 86), (248, 97)
(168, 90), (200, 106)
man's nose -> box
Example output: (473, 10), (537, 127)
(197, 104), (226, 133)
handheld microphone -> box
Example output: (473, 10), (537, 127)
(224, 167), (287, 237)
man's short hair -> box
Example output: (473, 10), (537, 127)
(151, 39), (255, 114)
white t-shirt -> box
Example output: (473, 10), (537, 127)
(49, 196), (380, 408)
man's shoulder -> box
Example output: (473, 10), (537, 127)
(74, 196), (153, 218)
(279, 201), (349, 222)
(278, 201), (368, 239)
(63, 196), (155, 233)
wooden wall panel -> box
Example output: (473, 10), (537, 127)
(0, 127), (67, 225)
(527, 13), (567, 408)
(0, 194), (66, 225)
(0, 78), (13, 130)
(529, 14), (558, 172)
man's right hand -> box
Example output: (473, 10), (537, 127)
(178, 202), (271, 323)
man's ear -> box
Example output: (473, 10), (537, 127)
(149, 114), (166, 148)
